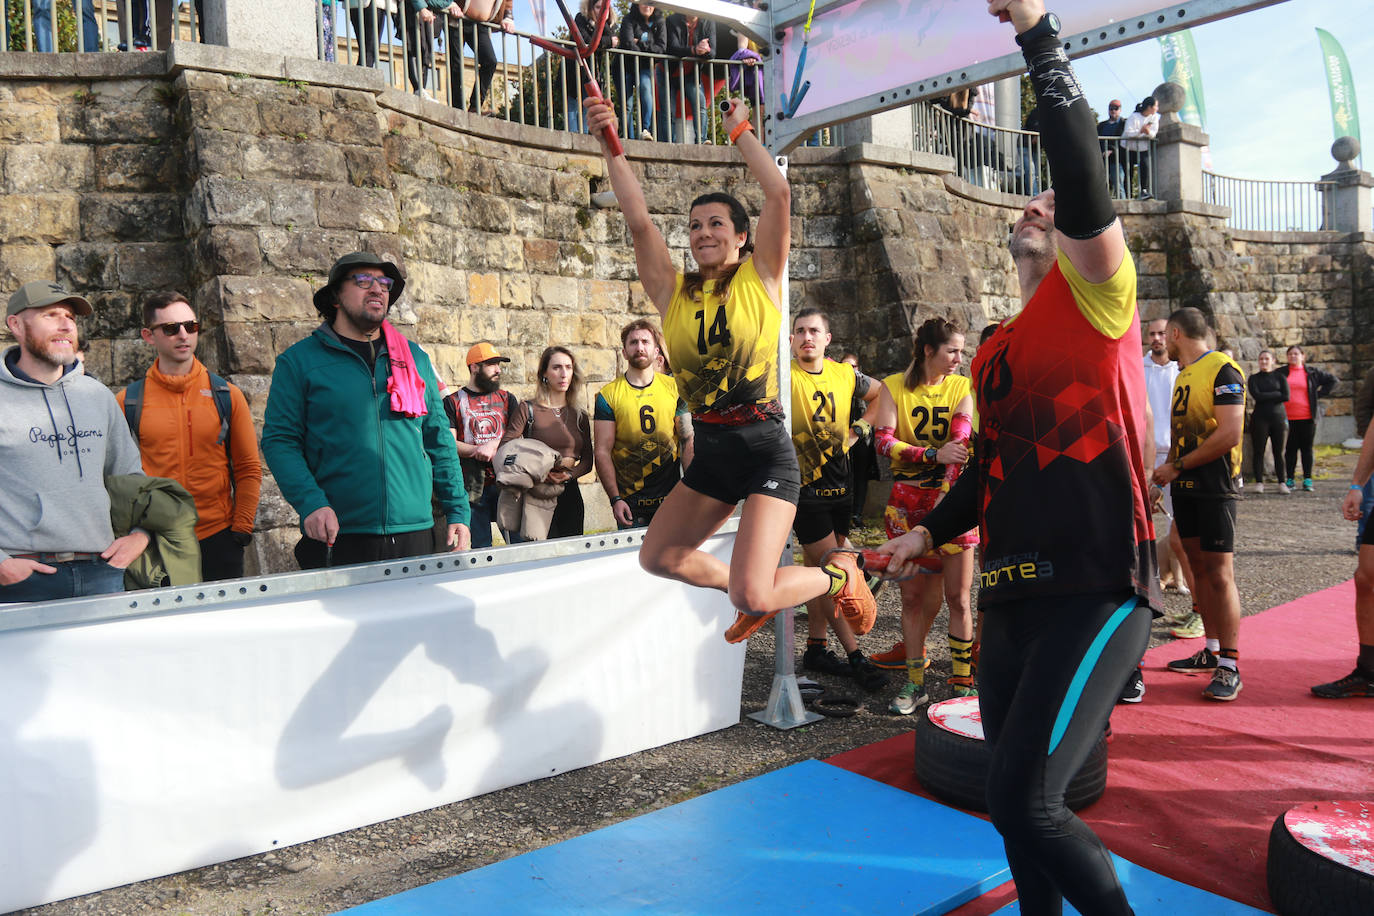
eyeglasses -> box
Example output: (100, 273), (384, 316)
(348, 274), (395, 290)
(152, 320), (200, 335)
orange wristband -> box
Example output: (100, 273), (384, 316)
(729, 120), (755, 144)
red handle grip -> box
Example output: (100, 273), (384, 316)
(582, 78), (623, 158)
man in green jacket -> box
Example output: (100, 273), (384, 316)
(262, 252), (469, 569)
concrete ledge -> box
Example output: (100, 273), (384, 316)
(841, 142), (953, 174)
(168, 42), (388, 93)
(1163, 199), (1229, 219)
(1229, 228), (1351, 244)
(0, 50), (168, 80)
(942, 173), (1024, 210)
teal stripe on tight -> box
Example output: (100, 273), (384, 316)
(1048, 597), (1139, 756)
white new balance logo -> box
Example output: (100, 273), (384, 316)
(762, 480), (779, 490)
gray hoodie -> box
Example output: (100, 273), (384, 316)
(0, 346), (144, 561)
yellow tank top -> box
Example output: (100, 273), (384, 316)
(790, 358), (859, 491)
(883, 372), (972, 484)
(663, 258), (779, 414)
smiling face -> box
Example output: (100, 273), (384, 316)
(688, 202), (746, 272)
(544, 350), (575, 393)
(8, 303), (80, 371)
(924, 333), (965, 378)
(790, 313), (831, 365)
(141, 299), (198, 371)
(1010, 189), (1057, 271)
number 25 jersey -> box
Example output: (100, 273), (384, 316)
(883, 372), (972, 487)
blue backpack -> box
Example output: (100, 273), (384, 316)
(123, 372), (236, 477)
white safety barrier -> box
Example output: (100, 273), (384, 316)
(0, 526), (744, 912)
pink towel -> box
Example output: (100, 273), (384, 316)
(381, 320), (427, 417)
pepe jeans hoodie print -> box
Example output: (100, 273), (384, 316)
(0, 347), (144, 561)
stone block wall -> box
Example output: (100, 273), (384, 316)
(1, 50), (1368, 573)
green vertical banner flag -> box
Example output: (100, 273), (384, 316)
(1315, 28), (1361, 146)
(1158, 30), (1206, 128)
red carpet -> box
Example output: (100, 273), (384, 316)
(827, 580), (1374, 914)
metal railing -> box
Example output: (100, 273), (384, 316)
(911, 102), (1154, 201)
(2, 0), (202, 52)
(1202, 172), (1338, 232)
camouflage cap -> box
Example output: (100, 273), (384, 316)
(7, 280), (93, 318)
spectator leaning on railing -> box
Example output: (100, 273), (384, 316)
(664, 11), (717, 144)
(1097, 99), (1125, 196)
(563, 0), (619, 133)
(1122, 96), (1158, 199)
(618, 2), (668, 140)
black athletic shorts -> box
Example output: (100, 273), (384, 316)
(1171, 492), (1237, 553)
(792, 493), (851, 546)
(1363, 504), (1374, 548)
(683, 416), (801, 506)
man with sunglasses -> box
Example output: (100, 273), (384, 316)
(262, 252), (469, 570)
(1097, 99), (1126, 197)
(116, 292), (263, 581)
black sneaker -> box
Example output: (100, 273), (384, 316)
(802, 645), (853, 677)
(848, 653), (889, 692)
(1202, 665), (1242, 701)
(1310, 668), (1374, 699)
(1167, 647), (1218, 673)
(1118, 666), (1145, 704)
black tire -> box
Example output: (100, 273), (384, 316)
(1267, 808), (1374, 915)
(912, 706), (1108, 813)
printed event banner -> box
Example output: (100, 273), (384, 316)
(1159, 30), (1206, 128)
(0, 536), (744, 913)
(1315, 28), (1361, 146)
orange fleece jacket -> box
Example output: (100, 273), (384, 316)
(117, 359), (263, 540)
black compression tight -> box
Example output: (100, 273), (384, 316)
(979, 592), (1151, 916)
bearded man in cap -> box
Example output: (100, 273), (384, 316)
(443, 341), (521, 549)
(1, 280), (148, 602)
(261, 252), (469, 569)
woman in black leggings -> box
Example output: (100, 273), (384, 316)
(1247, 350), (1288, 493)
(1282, 345), (1338, 491)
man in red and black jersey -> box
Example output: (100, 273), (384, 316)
(1152, 308), (1246, 701)
(877, 2), (1158, 912)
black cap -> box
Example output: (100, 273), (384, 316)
(313, 252), (406, 318)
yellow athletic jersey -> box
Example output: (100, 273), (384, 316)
(1168, 350), (1246, 497)
(594, 373), (687, 502)
(663, 258), (779, 415)
(883, 372), (972, 486)
(790, 358), (862, 495)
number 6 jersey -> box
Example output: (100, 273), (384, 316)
(882, 372), (972, 487)
(594, 373), (688, 504)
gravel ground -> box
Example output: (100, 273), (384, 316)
(22, 451), (1363, 916)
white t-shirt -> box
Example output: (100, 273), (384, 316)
(1143, 353), (1179, 455)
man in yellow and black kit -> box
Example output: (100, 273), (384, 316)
(594, 318), (694, 529)
(1152, 306), (1247, 701)
(789, 307), (885, 689)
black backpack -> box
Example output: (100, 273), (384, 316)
(123, 372), (236, 478)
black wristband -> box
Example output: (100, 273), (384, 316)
(612, 496), (627, 504)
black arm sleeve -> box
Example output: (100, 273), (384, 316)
(1019, 32), (1117, 240)
(916, 464), (979, 547)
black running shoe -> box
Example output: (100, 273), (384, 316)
(1118, 666), (1145, 704)
(849, 653), (889, 692)
(802, 645), (853, 677)
(1202, 665), (1242, 701)
(1310, 668), (1374, 699)
(1167, 647), (1218, 673)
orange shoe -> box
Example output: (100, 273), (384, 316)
(822, 549), (877, 636)
(871, 642), (931, 671)
(723, 609), (780, 644)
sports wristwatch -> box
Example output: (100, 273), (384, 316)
(1173, 455), (1186, 472)
(1015, 12), (1062, 47)
(924, 447), (939, 463)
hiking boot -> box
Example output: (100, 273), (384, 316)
(1202, 665), (1242, 701)
(849, 653), (889, 692)
(888, 681), (928, 715)
(1168, 646), (1218, 673)
(1118, 666), (1145, 704)
(1310, 668), (1374, 699)
(802, 644), (853, 677)
(1277, 481), (1291, 494)
(1168, 611), (1206, 639)
(1303, 478), (1314, 492)
(947, 674), (978, 697)
(822, 549), (877, 635)
(723, 609), (779, 643)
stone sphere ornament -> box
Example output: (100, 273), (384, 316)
(1331, 136), (1359, 169)
(1153, 81), (1186, 115)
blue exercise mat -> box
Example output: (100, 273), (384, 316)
(342, 759), (1010, 915)
(993, 851), (1270, 914)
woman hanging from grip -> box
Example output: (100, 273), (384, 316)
(582, 94), (875, 641)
